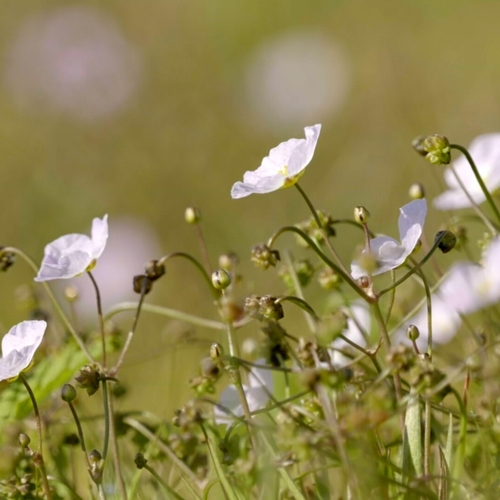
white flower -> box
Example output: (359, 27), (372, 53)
(231, 124), (321, 199)
(434, 134), (500, 210)
(0, 321), (47, 381)
(351, 199), (427, 279)
(440, 237), (500, 314)
(397, 294), (461, 351)
(330, 302), (370, 367)
(35, 215), (108, 282)
(214, 360), (273, 425)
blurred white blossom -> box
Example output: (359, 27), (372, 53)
(351, 199), (427, 279)
(330, 302), (370, 367)
(434, 134), (500, 210)
(4, 6), (142, 122)
(35, 215), (108, 282)
(214, 360), (273, 426)
(242, 31), (350, 132)
(231, 124), (321, 198)
(440, 237), (500, 314)
(0, 321), (47, 382)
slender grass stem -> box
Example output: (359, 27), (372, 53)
(87, 272), (106, 368)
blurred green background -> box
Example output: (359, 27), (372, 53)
(1, 0), (500, 415)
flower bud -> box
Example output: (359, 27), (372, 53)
(409, 183), (426, 200)
(259, 295), (284, 321)
(64, 433), (80, 446)
(134, 452), (148, 469)
(406, 324), (420, 342)
(89, 449), (102, 463)
(354, 206), (370, 224)
(435, 230), (457, 254)
(145, 260), (165, 282)
(210, 342), (224, 360)
(218, 252), (238, 271)
(32, 452), (43, 468)
(0, 247), (15, 272)
(201, 357), (220, 379)
(75, 365), (101, 396)
(423, 134), (451, 165)
(251, 244), (280, 270)
(19, 432), (31, 448)
(244, 295), (261, 319)
(212, 269), (231, 290)
(412, 136), (428, 157)
(317, 267), (342, 290)
(64, 285), (79, 303)
(133, 274), (153, 295)
(356, 276), (370, 289)
(184, 206), (201, 224)
(61, 383), (77, 403)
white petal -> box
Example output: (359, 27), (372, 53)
(0, 320), (47, 381)
(214, 385), (243, 425)
(287, 124), (321, 176)
(231, 174), (286, 199)
(440, 263), (484, 314)
(433, 188), (484, 210)
(91, 214), (109, 260)
(398, 199), (426, 251)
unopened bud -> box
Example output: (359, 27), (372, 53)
(412, 136), (428, 157)
(75, 365), (101, 396)
(212, 269), (231, 290)
(89, 449), (102, 464)
(201, 357), (220, 379)
(61, 384), (77, 403)
(0, 247), (15, 272)
(64, 285), (79, 303)
(317, 267), (342, 290)
(133, 274), (153, 295)
(409, 183), (426, 200)
(218, 252), (238, 271)
(185, 206), (201, 224)
(435, 230), (457, 253)
(407, 325), (420, 341)
(145, 260), (165, 282)
(32, 452), (43, 468)
(356, 276), (370, 289)
(354, 206), (370, 224)
(423, 134), (451, 165)
(259, 295), (284, 321)
(210, 342), (224, 360)
(19, 433), (31, 448)
(134, 452), (148, 469)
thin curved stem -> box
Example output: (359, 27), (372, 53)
(20, 374), (52, 500)
(450, 143), (500, 226)
(87, 272), (106, 368)
(4, 247), (96, 364)
(295, 183), (349, 273)
(275, 295), (319, 321)
(67, 400), (92, 472)
(158, 252), (219, 300)
(267, 226), (373, 303)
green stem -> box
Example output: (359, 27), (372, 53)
(384, 270), (396, 324)
(87, 272), (106, 368)
(144, 464), (185, 500)
(275, 295), (319, 321)
(101, 380), (110, 460)
(111, 279), (148, 376)
(450, 143), (500, 227)
(67, 401), (92, 472)
(19, 374), (52, 500)
(267, 226), (373, 303)
(158, 252), (220, 300)
(4, 247), (96, 364)
(295, 183), (349, 273)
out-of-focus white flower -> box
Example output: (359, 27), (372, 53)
(397, 295), (461, 351)
(330, 302), (370, 367)
(214, 360), (273, 425)
(0, 321), (47, 381)
(4, 6), (142, 122)
(231, 124), (321, 199)
(242, 31), (350, 132)
(351, 199), (427, 279)
(440, 237), (500, 314)
(67, 217), (161, 318)
(434, 134), (500, 210)
(35, 215), (108, 282)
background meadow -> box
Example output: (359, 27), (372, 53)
(1, 0), (500, 438)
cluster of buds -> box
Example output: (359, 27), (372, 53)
(277, 259), (315, 291)
(317, 266), (342, 290)
(250, 244), (280, 270)
(172, 401), (203, 431)
(75, 365), (102, 396)
(244, 295), (284, 321)
(295, 209), (336, 247)
(412, 134), (451, 165)
(296, 338), (330, 368)
(133, 259), (166, 295)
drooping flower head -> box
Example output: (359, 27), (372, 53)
(214, 360), (273, 425)
(434, 134), (500, 210)
(231, 124), (321, 199)
(0, 321), (47, 381)
(440, 236), (500, 314)
(351, 199), (427, 279)
(35, 215), (108, 282)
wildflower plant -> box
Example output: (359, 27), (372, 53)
(3, 126), (500, 499)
